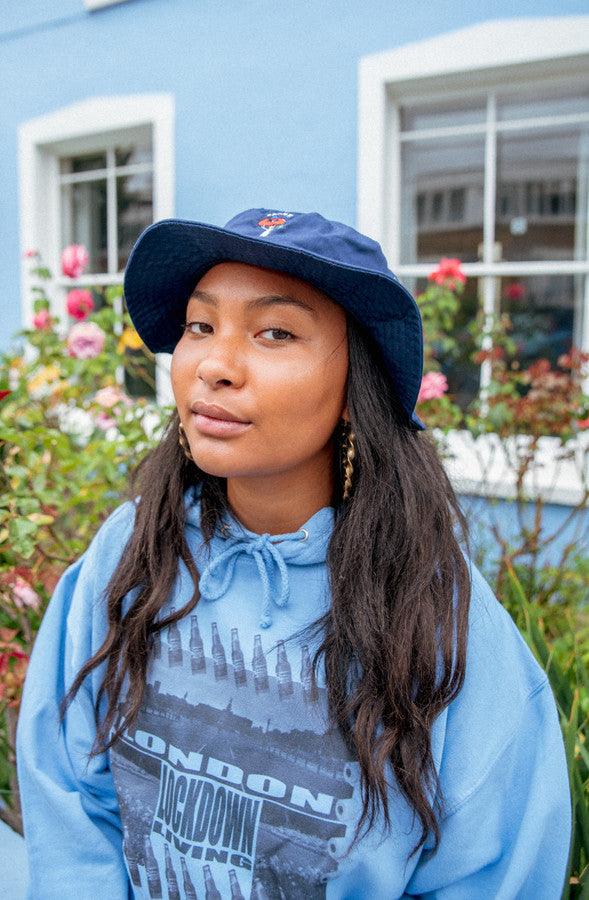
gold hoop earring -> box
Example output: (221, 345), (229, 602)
(178, 421), (194, 462)
(341, 419), (356, 502)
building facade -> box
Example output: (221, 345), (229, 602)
(1, 0), (588, 562)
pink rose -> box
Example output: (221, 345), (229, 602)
(504, 282), (526, 302)
(66, 288), (94, 321)
(577, 416), (589, 430)
(13, 576), (41, 611)
(94, 385), (128, 408)
(32, 309), (52, 330)
(66, 322), (106, 359)
(61, 244), (89, 278)
(417, 371), (448, 403)
(427, 258), (466, 290)
(95, 411), (117, 431)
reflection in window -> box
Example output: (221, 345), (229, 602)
(500, 275), (577, 370)
(496, 127), (587, 262)
(400, 134), (485, 264)
(61, 180), (108, 275)
(117, 172), (153, 271)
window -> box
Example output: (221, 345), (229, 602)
(18, 94), (175, 403)
(398, 84), (588, 411)
(358, 17), (589, 504)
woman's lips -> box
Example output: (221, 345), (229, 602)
(191, 411), (252, 438)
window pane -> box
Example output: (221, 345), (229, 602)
(60, 152), (107, 175)
(400, 135), (485, 264)
(408, 275), (481, 412)
(496, 125), (589, 262)
(401, 97), (485, 131)
(497, 83), (589, 121)
(60, 180), (108, 274)
(117, 172), (153, 270)
(115, 141), (153, 167)
(500, 273), (578, 369)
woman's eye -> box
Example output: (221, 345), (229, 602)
(259, 328), (296, 342)
(183, 321), (213, 335)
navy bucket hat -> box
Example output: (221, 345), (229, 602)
(123, 208), (426, 430)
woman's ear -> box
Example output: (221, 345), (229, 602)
(341, 403), (350, 422)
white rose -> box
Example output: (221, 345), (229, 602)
(142, 410), (163, 440)
(58, 406), (95, 447)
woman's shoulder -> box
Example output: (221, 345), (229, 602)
(462, 553), (548, 701)
(435, 551), (553, 809)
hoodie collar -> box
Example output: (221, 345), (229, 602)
(184, 484), (334, 628)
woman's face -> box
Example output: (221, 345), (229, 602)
(170, 261), (349, 481)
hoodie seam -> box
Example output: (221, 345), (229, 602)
(441, 677), (550, 821)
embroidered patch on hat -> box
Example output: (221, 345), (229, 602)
(257, 211), (294, 237)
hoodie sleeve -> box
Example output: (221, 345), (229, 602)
(404, 677), (572, 899)
(16, 502), (136, 900)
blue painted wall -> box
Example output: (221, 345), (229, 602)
(1, 0), (588, 350)
(1, 1), (587, 557)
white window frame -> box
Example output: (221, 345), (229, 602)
(358, 16), (589, 506)
(18, 93), (175, 405)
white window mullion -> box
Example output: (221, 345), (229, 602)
(386, 100), (402, 270)
(478, 91), (498, 416)
(579, 130), (589, 397)
(105, 147), (125, 386)
(106, 147), (118, 277)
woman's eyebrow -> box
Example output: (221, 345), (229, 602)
(189, 288), (318, 318)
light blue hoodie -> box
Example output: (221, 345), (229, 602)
(16, 485), (572, 899)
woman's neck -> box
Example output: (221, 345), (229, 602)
(225, 445), (335, 535)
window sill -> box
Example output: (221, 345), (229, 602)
(434, 427), (589, 507)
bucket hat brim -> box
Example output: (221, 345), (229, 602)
(123, 218), (426, 430)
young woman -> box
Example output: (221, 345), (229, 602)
(17, 209), (571, 899)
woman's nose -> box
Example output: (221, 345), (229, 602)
(195, 336), (246, 388)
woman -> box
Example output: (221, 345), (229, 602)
(17, 209), (571, 899)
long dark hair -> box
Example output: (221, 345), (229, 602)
(59, 315), (472, 863)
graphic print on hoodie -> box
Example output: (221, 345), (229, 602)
(109, 488), (362, 900)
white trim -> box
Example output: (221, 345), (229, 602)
(436, 429), (589, 508)
(357, 16), (589, 506)
(85, 0), (131, 10)
(17, 93), (175, 404)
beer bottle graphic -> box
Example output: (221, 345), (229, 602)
(164, 843), (181, 900)
(167, 606), (183, 668)
(300, 643), (315, 703)
(211, 622), (228, 680)
(252, 634), (269, 693)
(228, 868), (245, 899)
(231, 627), (247, 687)
(275, 640), (294, 699)
(122, 822), (141, 887)
(180, 857), (199, 900)
(203, 863), (222, 900)
(143, 833), (162, 898)
(189, 615), (206, 673)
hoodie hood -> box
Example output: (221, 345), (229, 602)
(184, 483), (335, 629)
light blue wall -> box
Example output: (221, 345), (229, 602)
(1, 0), (587, 351)
(1, 1), (587, 556)
(458, 494), (589, 574)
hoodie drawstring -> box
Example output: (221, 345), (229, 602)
(198, 528), (308, 629)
